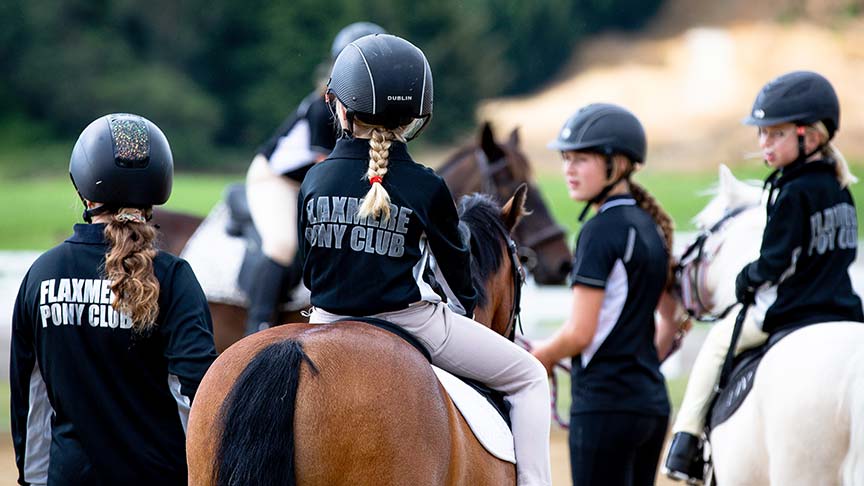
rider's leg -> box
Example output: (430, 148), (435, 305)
(309, 303), (552, 486)
(665, 308), (768, 480)
(244, 155), (299, 334)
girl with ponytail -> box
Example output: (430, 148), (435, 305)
(530, 103), (685, 486)
(299, 34), (552, 486)
(10, 113), (216, 485)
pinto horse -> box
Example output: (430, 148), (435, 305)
(438, 122), (571, 285)
(676, 165), (864, 485)
(186, 187), (529, 486)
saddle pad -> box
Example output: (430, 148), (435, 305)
(179, 202), (310, 310)
(432, 366), (515, 464)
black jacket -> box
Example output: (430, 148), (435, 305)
(298, 137), (477, 317)
(10, 224), (217, 485)
(745, 160), (863, 333)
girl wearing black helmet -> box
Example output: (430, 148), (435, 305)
(530, 103), (686, 486)
(243, 21), (385, 336)
(664, 71), (864, 483)
(10, 114), (217, 485)
(299, 34), (552, 486)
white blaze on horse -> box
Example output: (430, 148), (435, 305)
(683, 165), (864, 486)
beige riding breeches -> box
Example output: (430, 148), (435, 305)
(246, 155), (299, 266)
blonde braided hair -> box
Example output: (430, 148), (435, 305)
(358, 127), (396, 221)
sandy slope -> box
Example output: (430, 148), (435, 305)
(479, 1), (864, 172)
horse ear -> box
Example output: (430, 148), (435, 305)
(479, 121), (505, 161)
(718, 164), (738, 198)
(501, 183), (529, 232)
(508, 127), (521, 147)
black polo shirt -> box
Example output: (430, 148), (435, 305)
(10, 223), (217, 485)
(568, 195), (670, 416)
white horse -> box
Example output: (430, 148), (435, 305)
(682, 165), (864, 486)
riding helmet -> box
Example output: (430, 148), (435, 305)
(327, 34), (433, 139)
(70, 113), (173, 207)
(742, 71), (840, 140)
(330, 21), (386, 60)
(548, 103), (647, 164)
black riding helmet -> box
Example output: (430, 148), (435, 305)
(743, 70), (840, 140)
(548, 103), (646, 164)
(327, 34), (433, 140)
(70, 113), (173, 220)
(330, 21), (386, 60)
(549, 103), (646, 221)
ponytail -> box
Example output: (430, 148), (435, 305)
(630, 181), (676, 290)
(813, 122), (857, 188)
(103, 208), (160, 333)
(358, 127), (396, 221)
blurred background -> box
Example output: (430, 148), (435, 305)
(1, 0), (862, 483)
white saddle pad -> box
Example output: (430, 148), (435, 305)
(179, 202), (310, 310)
(432, 366), (515, 464)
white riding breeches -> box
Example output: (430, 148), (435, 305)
(310, 302), (552, 486)
(672, 308), (768, 435)
(246, 155), (299, 266)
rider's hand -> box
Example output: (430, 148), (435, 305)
(735, 266), (757, 304)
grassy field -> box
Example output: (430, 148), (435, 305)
(1, 161), (863, 249)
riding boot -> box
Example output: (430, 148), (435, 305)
(664, 432), (705, 484)
(245, 256), (290, 335)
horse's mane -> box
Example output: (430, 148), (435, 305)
(457, 193), (508, 308)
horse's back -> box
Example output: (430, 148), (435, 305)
(188, 322), (515, 485)
(712, 322), (864, 485)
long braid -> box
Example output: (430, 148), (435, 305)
(630, 181), (676, 290)
(103, 207), (160, 333)
(358, 127), (394, 221)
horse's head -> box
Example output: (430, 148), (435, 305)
(440, 122), (572, 285)
(457, 184), (528, 338)
(677, 165), (765, 321)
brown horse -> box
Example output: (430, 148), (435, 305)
(186, 187), (528, 486)
(438, 122), (571, 285)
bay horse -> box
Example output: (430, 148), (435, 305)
(186, 186), (529, 485)
(676, 165), (864, 485)
(438, 122), (571, 285)
(154, 123), (569, 351)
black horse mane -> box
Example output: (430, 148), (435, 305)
(457, 193), (508, 308)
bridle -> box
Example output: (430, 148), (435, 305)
(473, 148), (567, 271)
(500, 230), (526, 342)
(676, 204), (757, 322)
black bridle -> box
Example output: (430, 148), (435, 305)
(500, 230), (526, 342)
(676, 204), (757, 322)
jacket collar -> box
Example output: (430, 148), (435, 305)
(66, 223), (108, 245)
(777, 159), (836, 187)
(328, 136), (413, 162)
(599, 194), (637, 213)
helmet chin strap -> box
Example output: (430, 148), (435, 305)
(764, 124), (827, 209)
(578, 151), (627, 222)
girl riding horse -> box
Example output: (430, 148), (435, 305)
(665, 70), (864, 483)
(299, 33), (551, 485)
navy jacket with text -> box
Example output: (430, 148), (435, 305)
(10, 223), (217, 486)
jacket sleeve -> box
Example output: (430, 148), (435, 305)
(747, 188), (807, 284)
(10, 271), (46, 485)
(425, 180), (478, 316)
(160, 261), (217, 421)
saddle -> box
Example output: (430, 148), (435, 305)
(342, 317), (515, 464)
(707, 324), (808, 429)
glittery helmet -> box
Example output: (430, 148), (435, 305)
(70, 113), (174, 207)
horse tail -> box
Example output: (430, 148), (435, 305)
(842, 346), (864, 486)
(214, 339), (317, 486)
